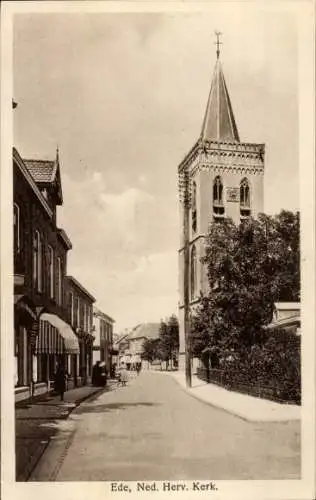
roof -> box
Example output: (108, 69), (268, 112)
(274, 302), (300, 311)
(266, 314), (300, 330)
(13, 148), (53, 219)
(201, 58), (240, 143)
(66, 276), (96, 303)
(24, 159), (57, 183)
(57, 228), (72, 250)
(128, 323), (160, 341)
(23, 150), (63, 204)
(93, 306), (115, 323)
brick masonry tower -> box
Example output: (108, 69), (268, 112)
(178, 39), (265, 369)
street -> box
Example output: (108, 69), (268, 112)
(30, 371), (300, 481)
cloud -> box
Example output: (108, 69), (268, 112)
(58, 171), (178, 331)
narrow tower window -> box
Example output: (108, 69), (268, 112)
(240, 178), (251, 218)
(192, 181), (197, 233)
(190, 245), (197, 300)
(213, 176), (225, 219)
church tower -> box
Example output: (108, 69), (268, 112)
(178, 37), (265, 367)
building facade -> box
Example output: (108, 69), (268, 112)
(92, 307), (115, 373)
(118, 323), (160, 369)
(178, 50), (265, 364)
(66, 276), (96, 384)
(13, 148), (80, 401)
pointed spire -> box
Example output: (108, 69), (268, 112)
(201, 35), (240, 143)
(56, 145), (59, 163)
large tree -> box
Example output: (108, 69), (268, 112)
(158, 315), (180, 369)
(141, 338), (161, 364)
(191, 210), (300, 360)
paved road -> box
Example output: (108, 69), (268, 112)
(33, 371), (300, 481)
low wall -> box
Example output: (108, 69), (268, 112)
(33, 382), (48, 397)
(15, 386), (31, 403)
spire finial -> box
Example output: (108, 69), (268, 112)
(214, 31), (222, 59)
(56, 144), (59, 162)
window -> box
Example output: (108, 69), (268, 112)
(33, 231), (42, 292)
(190, 245), (197, 300)
(76, 297), (80, 329)
(192, 181), (197, 233)
(84, 303), (87, 332)
(56, 257), (62, 305)
(14, 204), (20, 253)
(213, 176), (224, 217)
(240, 178), (251, 218)
(48, 246), (54, 298)
(70, 292), (74, 326)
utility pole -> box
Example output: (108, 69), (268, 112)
(181, 167), (192, 388)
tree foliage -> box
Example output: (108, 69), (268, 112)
(141, 315), (180, 368)
(191, 210), (300, 360)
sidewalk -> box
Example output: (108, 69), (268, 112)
(16, 383), (113, 481)
(158, 370), (301, 423)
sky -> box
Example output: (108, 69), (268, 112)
(13, 7), (299, 332)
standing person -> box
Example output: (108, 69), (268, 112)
(136, 362), (142, 376)
(120, 364), (128, 387)
(54, 362), (67, 401)
(92, 361), (100, 386)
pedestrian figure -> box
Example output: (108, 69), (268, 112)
(54, 362), (67, 401)
(92, 361), (100, 386)
(119, 365), (128, 387)
(136, 362), (142, 376)
(99, 362), (108, 387)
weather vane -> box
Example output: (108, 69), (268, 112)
(214, 31), (223, 59)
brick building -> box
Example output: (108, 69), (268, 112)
(93, 307), (115, 374)
(66, 276), (96, 384)
(13, 147), (79, 401)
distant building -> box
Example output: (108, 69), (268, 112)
(118, 323), (160, 369)
(178, 46), (265, 368)
(13, 148), (79, 402)
(266, 302), (301, 336)
(93, 307), (115, 373)
(66, 276), (96, 384)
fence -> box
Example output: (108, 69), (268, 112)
(196, 366), (300, 405)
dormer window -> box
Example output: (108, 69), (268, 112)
(213, 176), (225, 219)
(240, 178), (251, 218)
(192, 181), (197, 233)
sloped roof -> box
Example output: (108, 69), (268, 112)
(201, 59), (240, 143)
(23, 159), (57, 183)
(128, 323), (160, 340)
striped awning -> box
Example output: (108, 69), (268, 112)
(36, 313), (80, 355)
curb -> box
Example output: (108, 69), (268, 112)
(153, 370), (300, 424)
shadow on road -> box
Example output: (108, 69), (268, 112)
(76, 402), (159, 414)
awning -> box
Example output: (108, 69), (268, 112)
(36, 313), (80, 355)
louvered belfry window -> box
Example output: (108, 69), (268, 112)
(240, 178), (251, 217)
(213, 176), (225, 217)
